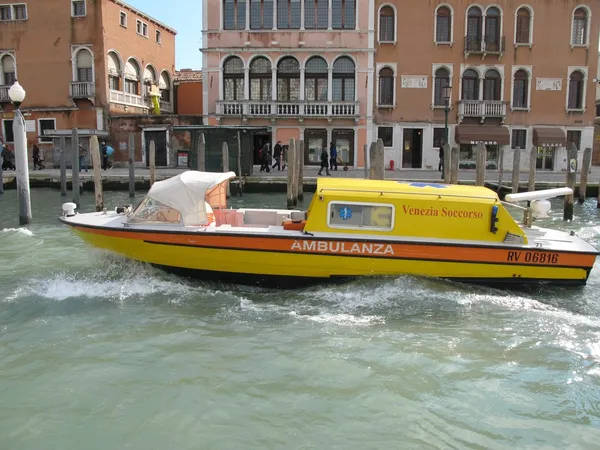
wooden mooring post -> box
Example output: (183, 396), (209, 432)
(450, 146), (459, 184)
(512, 147), (521, 194)
(369, 140), (384, 180)
(60, 136), (67, 196)
(222, 141), (229, 198)
(197, 132), (206, 171)
(363, 144), (368, 179)
(236, 131), (243, 196)
(475, 142), (486, 186)
(578, 147), (592, 204)
(563, 142), (577, 221)
(443, 143), (451, 184)
(496, 147), (504, 192)
(149, 140), (156, 187)
(528, 146), (536, 192)
(128, 133), (135, 198)
(71, 128), (80, 207)
(0, 150), (3, 195)
(287, 138), (298, 209)
(297, 139), (304, 201)
(90, 136), (103, 211)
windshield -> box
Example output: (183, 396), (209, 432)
(128, 197), (182, 224)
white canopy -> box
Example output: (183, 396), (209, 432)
(147, 171), (237, 226)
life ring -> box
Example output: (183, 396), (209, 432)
(205, 202), (216, 227)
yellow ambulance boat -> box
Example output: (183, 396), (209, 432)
(59, 171), (598, 288)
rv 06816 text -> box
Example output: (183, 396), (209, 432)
(506, 251), (559, 264)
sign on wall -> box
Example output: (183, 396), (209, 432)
(401, 75), (428, 89)
(25, 120), (36, 133)
(536, 78), (562, 91)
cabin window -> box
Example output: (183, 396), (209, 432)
(328, 202), (394, 231)
(129, 197), (182, 224)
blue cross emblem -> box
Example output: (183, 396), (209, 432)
(408, 182), (448, 189)
(339, 206), (353, 220)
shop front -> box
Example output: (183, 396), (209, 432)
(455, 125), (510, 170)
(532, 127), (566, 171)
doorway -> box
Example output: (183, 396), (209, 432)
(402, 128), (423, 168)
(536, 147), (555, 171)
(144, 130), (168, 166)
(253, 133), (271, 164)
(332, 129), (355, 166)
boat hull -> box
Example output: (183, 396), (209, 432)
(67, 223), (597, 288)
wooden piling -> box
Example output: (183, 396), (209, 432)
(236, 131), (243, 196)
(197, 132), (205, 171)
(363, 144), (368, 179)
(297, 139), (304, 201)
(443, 143), (451, 184)
(512, 147), (521, 194)
(578, 147), (592, 204)
(368, 142), (377, 179)
(60, 136), (67, 196)
(71, 128), (80, 206)
(528, 146), (536, 192)
(563, 142), (577, 221)
(475, 142), (486, 186)
(0, 149), (3, 195)
(222, 141), (230, 198)
(149, 140), (156, 187)
(496, 147), (504, 192)
(450, 146), (459, 185)
(128, 133), (135, 198)
(369, 139), (384, 180)
(90, 136), (103, 211)
(287, 138), (297, 209)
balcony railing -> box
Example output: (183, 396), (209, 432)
(0, 85), (9, 102)
(69, 81), (95, 99)
(458, 100), (506, 122)
(159, 100), (173, 113)
(216, 101), (359, 119)
(464, 35), (505, 55)
(110, 89), (147, 108)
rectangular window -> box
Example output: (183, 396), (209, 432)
(515, 15), (530, 43)
(433, 128), (445, 147)
(277, 0), (300, 29)
(250, 0), (273, 29)
(332, 0), (355, 29)
(120, 11), (127, 27)
(77, 67), (93, 82)
(377, 127), (393, 147)
(14, 4), (26, 20)
(436, 15), (450, 43)
(136, 20), (148, 37)
(304, 0), (327, 29)
(0, 5), (11, 20)
(511, 129), (527, 149)
(4, 71), (15, 85)
(3, 119), (14, 143)
(155, 30), (161, 43)
(224, 0), (246, 30)
(379, 15), (394, 41)
(378, 77), (393, 106)
(72, 0), (86, 17)
(108, 75), (120, 90)
(38, 119), (56, 143)
(567, 130), (581, 150)
(513, 78), (528, 108)
(125, 79), (139, 95)
(329, 202), (394, 231)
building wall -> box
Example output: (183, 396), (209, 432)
(176, 82), (203, 115)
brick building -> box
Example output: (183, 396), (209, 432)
(0, 0), (177, 165)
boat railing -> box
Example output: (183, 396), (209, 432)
(318, 188), (499, 201)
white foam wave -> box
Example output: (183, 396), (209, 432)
(296, 311), (385, 326)
(1, 227), (33, 237)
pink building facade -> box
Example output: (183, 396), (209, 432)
(202, 0), (375, 166)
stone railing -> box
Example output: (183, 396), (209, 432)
(69, 81), (95, 99)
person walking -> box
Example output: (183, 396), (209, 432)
(79, 143), (88, 172)
(329, 142), (338, 171)
(272, 141), (282, 170)
(438, 144), (444, 172)
(101, 141), (108, 170)
(317, 146), (330, 176)
(32, 144), (45, 170)
(259, 142), (271, 173)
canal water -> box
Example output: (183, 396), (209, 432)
(1, 188), (600, 449)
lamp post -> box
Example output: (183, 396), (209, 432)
(442, 83), (452, 180)
(8, 81), (31, 225)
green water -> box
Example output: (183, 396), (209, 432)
(1, 188), (600, 449)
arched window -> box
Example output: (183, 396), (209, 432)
(159, 71), (171, 103)
(75, 49), (93, 82)
(250, 57), (272, 100)
(434, 67), (450, 106)
(1, 54), (16, 86)
(572, 7), (588, 45)
(568, 71), (584, 109)
(483, 69), (501, 101)
(466, 6), (482, 51)
(461, 69), (479, 100)
(223, 0), (246, 30)
(305, 56), (328, 101)
(124, 58), (140, 95)
(332, 57), (355, 101)
(515, 7), (531, 44)
(223, 56), (244, 100)
(276, 57), (300, 101)
(435, 6), (451, 43)
(378, 67), (394, 106)
(485, 7), (501, 51)
(379, 6), (394, 42)
(512, 69), (528, 108)
(107, 52), (121, 91)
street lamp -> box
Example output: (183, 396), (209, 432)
(8, 80), (32, 225)
(442, 83), (452, 180)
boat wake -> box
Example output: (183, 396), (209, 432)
(1, 227), (34, 237)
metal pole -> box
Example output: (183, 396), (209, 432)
(128, 133), (135, 197)
(13, 108), (31, 224)
(59, 136), (67, 196)
(71, 128), (80, 207)
(443, 98), (449, 181)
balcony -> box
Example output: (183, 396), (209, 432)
(109, 89), (147, 108)
(216, 101), (359, 121)
(0, 85), (9, 102)
(458, 100), (506, 123)
(464, 35), (505, 58)
(159, 100), (173, 113)
(69, 81), (95, 100)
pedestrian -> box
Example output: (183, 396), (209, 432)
(329, 142), (338, 171)
(272, 140), (282, 170)
(317, 146), (330, 176)
(32, 144), (45, 170)
(259, 142), (271, 173)
(438, 144), (444, 172)
(101, 141), (108, 170)
(79, 143), (88, 172)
